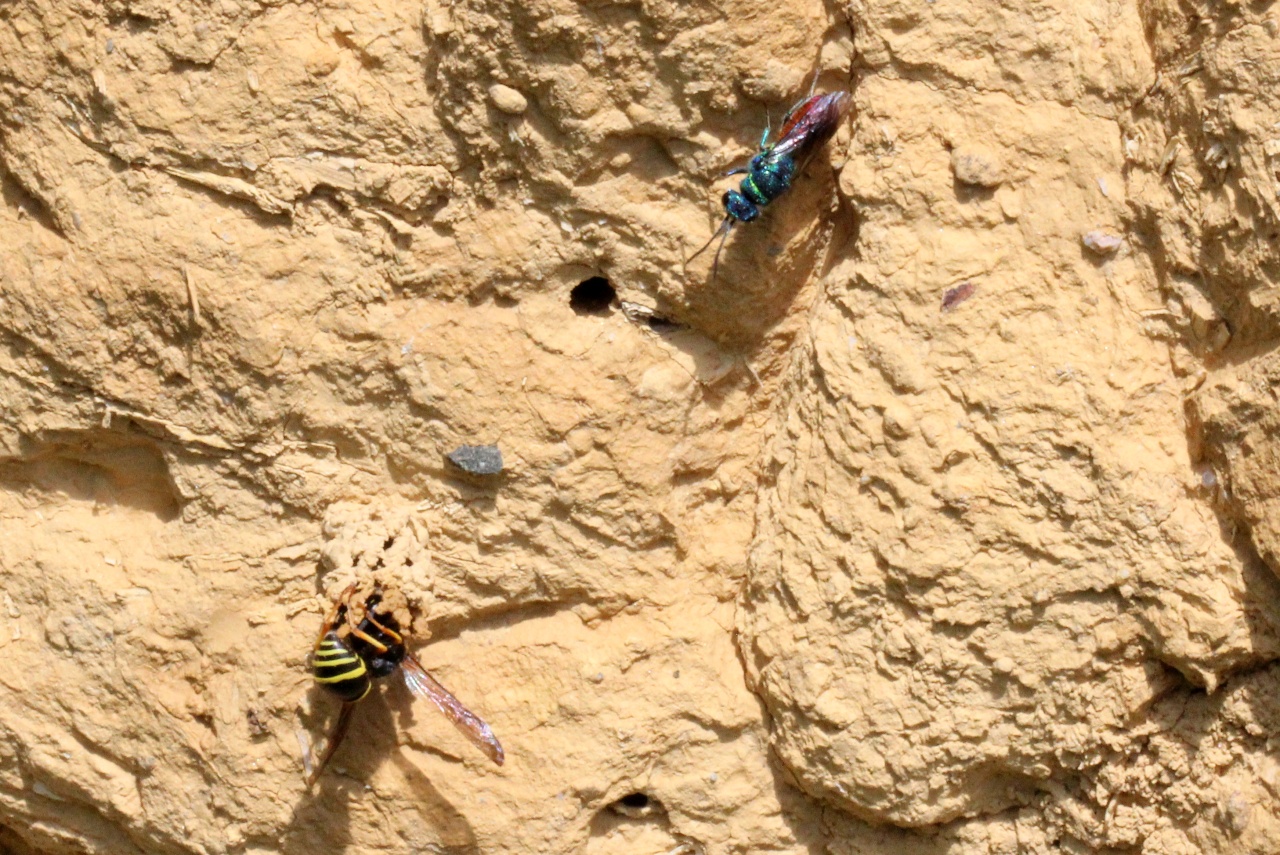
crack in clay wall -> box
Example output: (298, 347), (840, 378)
(2, 0), (1280, 853)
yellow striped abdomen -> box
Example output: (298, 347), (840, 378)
(313, 632), (371, 703)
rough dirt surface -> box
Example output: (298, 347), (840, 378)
(3, 0), (1280, 853)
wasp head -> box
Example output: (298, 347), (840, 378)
(723, 190), (760, 223)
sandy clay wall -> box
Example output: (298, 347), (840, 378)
(4, 0), (1280, 853)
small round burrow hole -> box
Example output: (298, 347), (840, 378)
(608, 791), (659, 818)
(570, 276), (615, 315)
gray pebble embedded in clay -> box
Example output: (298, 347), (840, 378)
(447, 444), (504, 475)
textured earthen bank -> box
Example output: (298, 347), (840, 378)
(2, 0), (1279, 853)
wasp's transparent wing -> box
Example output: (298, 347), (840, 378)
(306, 702), (357, 787)
(767, 91), (851, 166)
(401, 653), (505, 766)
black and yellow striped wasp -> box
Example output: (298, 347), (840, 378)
(307, 582), (504, 785)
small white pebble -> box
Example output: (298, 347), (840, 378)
(1082, 230), (1123, 254)
(32, 781), (63, 801)
(1227, 791), (1251, 834)
(488, 83), (528, 115)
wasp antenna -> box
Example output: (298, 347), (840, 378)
(686, 216), (732, 264)
(709, 219), (734, 281)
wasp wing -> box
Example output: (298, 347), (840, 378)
(306, 702), (357, 787)
(401, 653), (505, 766)
(767, 91), (851, 167)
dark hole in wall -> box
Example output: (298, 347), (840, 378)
(570, 277), (615, 315)
(608, 791), (660, 819)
